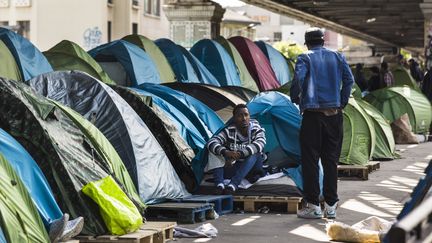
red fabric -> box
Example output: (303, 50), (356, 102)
(229, 36), (280, 91)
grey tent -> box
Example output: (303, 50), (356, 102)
(29, 71), (190, 203)
(0, 78), (109, 235)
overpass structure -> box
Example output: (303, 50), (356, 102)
(240, 0), (431, 55)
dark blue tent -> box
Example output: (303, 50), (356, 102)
(155, 38), (220, 86)
(88, 40), (161, 86)
(138, 84), (224, 140)
(0, 128), (63, 228)
(0, 28), (53, 81)
(129, 87), (207, 151)
(191, 39), (242, 87)
(247, 91), (301, 167)
(255, 41), (291, 85)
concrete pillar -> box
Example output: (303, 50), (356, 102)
(163, 0), (225, 48)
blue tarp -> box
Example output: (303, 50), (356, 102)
(138, 84), (224, 140)
(88, 40), (161, 86)
(191, 39), (242, 87)
(0, 128), (63, 228)
(155, 38), (220, 86)
(255, 41), (291, 85)
(129, 87), (207, 151)
(0, 28), (53, 81)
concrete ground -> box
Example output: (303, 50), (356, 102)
(173, 142), (432, 243)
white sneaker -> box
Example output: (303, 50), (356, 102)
(324, 202), (337, 219)
(297, 203), (322, 219)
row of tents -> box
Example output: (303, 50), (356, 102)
(0, 27), (431, 241)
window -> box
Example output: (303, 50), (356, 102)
(132, 23), (138, 35)
(107, 21), (112, 42)
(17, 21), (30, 39)
(132, 0), (139, 6)
(144, 0), (160, 16)
(273, 32), (282, 42)
(107, 0), (113, 4)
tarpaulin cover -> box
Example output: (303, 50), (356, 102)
(129, 87), (207, 152)
(0, 39), (22, 81)
(178, 45), (220, 86)
(122, 35), (176, 83)
(364, 86), (432, 134)
(138, 83), (224, 139)
(191, 39), (242, 87)
(255, 41), (291, 85)
(0, 128), (63, 228)
(29, 71), (189, 203)
(228, 36), (280, 91)
(0, 27), (52, 81)
(88, 40), (161, 86)
(340, 97), (375, 166)
(0, 78), (108, 235)
(357, 99), (396, 160)
(82, 176), (143, 235)
(215, 36), (259, 92)
(44, 40), (116, 84)
(0, 152), (49, 243)
(164, 82), (245, 121)
(112, 86), (197, 192)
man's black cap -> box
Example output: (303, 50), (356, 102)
(305, 27), (324, 42)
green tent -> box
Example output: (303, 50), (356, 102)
(357, 99), (396, 160)
(122, 35), (176, 83)
(44, 40), (116, 85)
(340, 97), (376, 166)
(351, 82), (362, 99)
(364, 86), (432, 134)
(0, 152), (49, 243)
(0, 39), (22, 81)
(52, 101), (145, 211)
(392, 66), (419, 90)
(215, 36), (259, 92)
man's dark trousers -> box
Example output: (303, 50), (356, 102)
(300, 110), (343, 206)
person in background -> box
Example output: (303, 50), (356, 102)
(354, 63), (367, 91)
(367, 66), (381, 92)
(408, 58), (424, 87)
(290, 27), (354, 219)
(207, 104), (266, 195)
(380, 62), (395, 88)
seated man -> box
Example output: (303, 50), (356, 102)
(207, 104), (266, 194)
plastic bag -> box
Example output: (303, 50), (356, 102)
(82, 176), (143, 235)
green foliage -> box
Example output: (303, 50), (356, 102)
(273, 41), (307, 62)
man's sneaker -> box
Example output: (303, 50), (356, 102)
(215, 183), (225, 195)
(324, 202), (338, 219)
(297, 203), (323, 219)
(59, 216), (84, 242)
(224, 184), (236, 195)
(49, 213), (69, 243)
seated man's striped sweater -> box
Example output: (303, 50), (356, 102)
(207, 119), (266, 160)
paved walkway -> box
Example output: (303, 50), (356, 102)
(174, 143), (432, 243)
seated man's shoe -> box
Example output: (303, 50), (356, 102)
(59, 216), (84, 242)
(324, 202), (338, 219)
(49, 213), (69, 243)
(224, 184), (236, 195)
(214, 183), (225, 195)
(297, 202), (323, 219)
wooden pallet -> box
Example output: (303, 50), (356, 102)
(176, 195), (233, 215)
(233, 196), (302, 214)
(146, 202), (214, 224)
(77, 221), (176, 243)
(338, 162), (381, 180)
(60, 240), (79, 243)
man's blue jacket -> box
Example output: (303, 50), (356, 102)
(290, 46), (354, 111)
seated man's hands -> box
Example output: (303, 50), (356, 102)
(223, 150), (241, 167)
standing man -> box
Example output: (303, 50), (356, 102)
(290, 27), (354, 219)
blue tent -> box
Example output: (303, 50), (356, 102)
(191, 39), (242, 87)
(129, 87), (207, 151)
(88, 40), (161, 86)
(255, 41), (291, 85)
(155, 38), (220, 86)
(138, 84), (224, 140)
(0, 128), (63, 228)
(0, 28), (53, 81)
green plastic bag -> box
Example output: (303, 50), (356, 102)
(82, 176), (143, 235)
